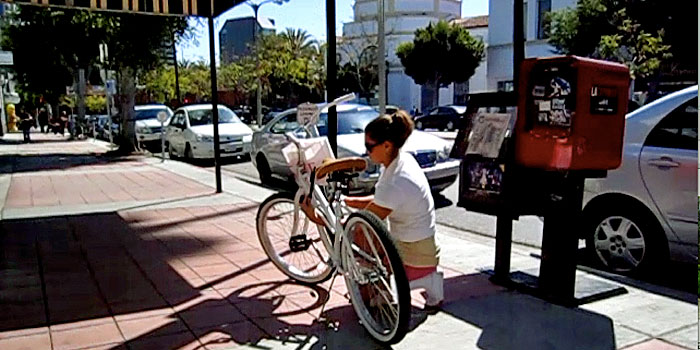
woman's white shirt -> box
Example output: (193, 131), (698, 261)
(373, 152), (436, 243)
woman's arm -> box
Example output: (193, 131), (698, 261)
(345, 195), (393, 220)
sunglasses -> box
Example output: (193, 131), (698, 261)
(365, 141), (380, 153)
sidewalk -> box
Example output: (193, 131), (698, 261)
(0, 134), (696, 350)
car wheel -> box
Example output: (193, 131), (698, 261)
(415, 121), (423, 130)
(585, 205), (667, 274)
(167, 142), (177, 159)
(185, 143), (194, 160)
(446, 121), (455, 131)
(256, 154), (272, 185)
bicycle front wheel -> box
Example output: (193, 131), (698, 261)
(341, 210), (410, 344)
(256, 192), (334, 284)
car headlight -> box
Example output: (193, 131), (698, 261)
(136, 126), (150, 134)
(242, 134), (252, 143)
(196, 134), (214, 142)
(437, 144), (452, 162)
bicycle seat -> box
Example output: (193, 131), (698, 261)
(316, 157), (367, 180)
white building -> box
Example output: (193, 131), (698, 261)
(341, 0), (463, 112)
(487, 0), (570, 91)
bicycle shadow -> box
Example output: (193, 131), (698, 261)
(105, 270), (616, 350)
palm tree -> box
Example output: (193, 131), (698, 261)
(280, 28), (317, 58)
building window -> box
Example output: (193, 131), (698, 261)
(497, 81), (514, 92)
(537, 0), (551, 39)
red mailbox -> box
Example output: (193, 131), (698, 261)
(514, 56), (630, 170)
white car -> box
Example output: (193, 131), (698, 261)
(582, 85), (698, 274)
(251, 104), (459, 194)
(134, 105), (173, 144)
(166, 104), (253, 159)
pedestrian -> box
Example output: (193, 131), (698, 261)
(18, 106), (34, 142)
(39, 96), (52, 133)
(411, 105), (418, 116)
(326, 110), (443, 311)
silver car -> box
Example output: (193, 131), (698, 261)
(582, 85), (698, 274)
(251, 104), (460, 194)
(134, 104), (173, 144)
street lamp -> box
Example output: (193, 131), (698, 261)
(244, 0), (288, 127)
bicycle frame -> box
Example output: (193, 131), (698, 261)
(284, 93), (361, 276)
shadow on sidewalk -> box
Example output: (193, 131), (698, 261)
(0, 204), (256, 333)
(1, 206), (616, 350)
(0, 154), (138, 174)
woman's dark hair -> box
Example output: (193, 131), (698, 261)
(365, 110), (414, 149)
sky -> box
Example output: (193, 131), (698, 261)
(177, 0), (489, 63)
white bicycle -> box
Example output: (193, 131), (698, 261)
(255, 94), (411, 344)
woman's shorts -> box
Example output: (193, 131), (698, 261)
(395, 236), (440, 268)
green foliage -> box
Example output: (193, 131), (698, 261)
(0, 5), (189, 106)
(396, 20), (484, 88)
(546, 0), (672, 79)
(85, 95), (106, 113)
(138, 28), (325, 108)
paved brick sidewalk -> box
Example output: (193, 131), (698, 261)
(0, 133), (695, 350)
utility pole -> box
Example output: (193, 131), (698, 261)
(245, 0), (288, 127)
(326, 0), (337, 154)
(172, 31), (181, 105)
(377, 0), (386, 115)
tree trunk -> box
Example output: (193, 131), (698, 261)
(77, 69), (86, 127)
(117, 66), (137, 153)
(430, 79), (440, 109)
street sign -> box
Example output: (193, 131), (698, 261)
(156, 111), (169, 123)
(0, 51), (13, 66)
(297, 102), (319, 125)
(106, 80), (116, 95)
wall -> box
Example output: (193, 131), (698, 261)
(486, 0), (575, 90)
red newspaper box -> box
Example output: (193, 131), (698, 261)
(514, 56), (630, 170)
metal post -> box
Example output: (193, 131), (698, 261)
(209, 14), (223, 193)
(494, 216), (513, 281)
(513, 0), (525, 93)
(253, 5), (263, 127)
(377, 0), (386, 115)
(326, 0), (337, 155)
(160, 120), (165, 162)
(172, 31), (181, 104)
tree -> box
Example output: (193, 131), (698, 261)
(396, 20), (484, 108)
(104, 13), (189, 152)
(251, 30), (324, 107)
(546, 0), (673, 81)
(1, 6), (113, 112)
(1, 5), (189, 152)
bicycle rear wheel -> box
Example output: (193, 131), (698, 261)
(256, 192), (334, 284)
(341, 210), (410, 344)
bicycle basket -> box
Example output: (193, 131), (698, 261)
(282, 136), (335, 175)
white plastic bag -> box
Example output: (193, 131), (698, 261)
(282, 136), (335, 174)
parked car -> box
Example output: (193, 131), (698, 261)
(134, 104), (173, 145)
(372, 105), (400, 115)
(414, 105), (467, 131)
(165, 104), (253, 160)
(582, 85), (698, 274)
(250, 103), (459, 194)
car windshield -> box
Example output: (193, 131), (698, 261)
(133, 108), (172, 121)
(188, 107), (241, 126)
(317, 109), (380, 136)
